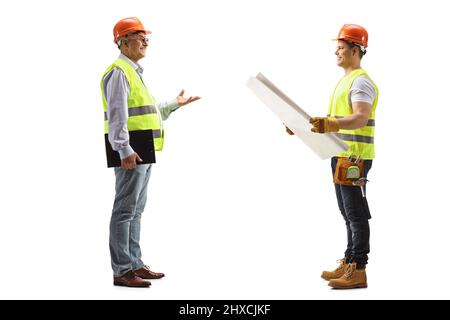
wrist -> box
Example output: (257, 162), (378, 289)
(328, 117), (340, 132)
(118, 145), (134, 159)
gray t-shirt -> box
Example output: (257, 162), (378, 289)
(349, 76), (376, 107)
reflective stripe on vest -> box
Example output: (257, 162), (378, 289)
(328, 68), (378, 160)
(104, 105), (158, 121)
(101, 58), (164, 151)
(335, 133), (374, 144)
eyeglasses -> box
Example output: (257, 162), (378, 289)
(126, 36), (149, 43)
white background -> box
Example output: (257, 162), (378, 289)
(1, 0), (449, 300)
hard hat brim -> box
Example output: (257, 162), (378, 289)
(128, 29), (152, 35)
(332, 37), (367, 48)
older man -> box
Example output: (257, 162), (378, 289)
(101, 17), (200, 287)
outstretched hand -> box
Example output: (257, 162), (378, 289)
(176, 89), (201, 107)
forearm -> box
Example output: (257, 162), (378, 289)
(108, 121), (134, 159)
(336, 113), (369, 130)
(158, 99), (180, 121)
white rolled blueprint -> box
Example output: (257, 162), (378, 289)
(246, 73), (348, 160)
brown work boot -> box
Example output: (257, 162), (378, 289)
(321, 258), (349, 280)
(114, 270), (151, 287)
(328, 262), (367, 289)
(134, 265), (165, 280)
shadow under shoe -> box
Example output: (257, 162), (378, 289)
(114, 270), (151, 288)
(321, 258), (349, 281)
(328, 262), (367, 289)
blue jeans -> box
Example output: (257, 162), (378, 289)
(331, 157), (372, 267)
(110, 164), (152, 277)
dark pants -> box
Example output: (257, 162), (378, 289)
(331, 157), (372, 268)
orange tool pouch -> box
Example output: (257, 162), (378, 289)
(333, 157), (365, 186)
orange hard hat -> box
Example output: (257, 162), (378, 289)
(113, 17), (151, 44)
(334, 24), (368, 47)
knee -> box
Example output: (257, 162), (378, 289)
(349, 218), (369, 232)
(133, 210), (142, 220)
(112, 206), (137, 222)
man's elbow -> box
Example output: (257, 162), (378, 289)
(354, 115), (370, 129)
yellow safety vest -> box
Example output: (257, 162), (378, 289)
(328, 68), (378, 160)
(101, 58), (164, 151)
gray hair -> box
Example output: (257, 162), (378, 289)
(117, 38), (124, 49)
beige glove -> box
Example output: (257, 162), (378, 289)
(309, 117), (340, 133)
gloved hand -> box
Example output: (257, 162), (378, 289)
(284, 125), (294, 135)
(309, 117), (340, 133)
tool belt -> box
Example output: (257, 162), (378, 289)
(333, 155), (365, 186)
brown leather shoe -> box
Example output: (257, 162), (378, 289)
(114, 270), (151, 287)
(134, 265), (165, 279)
